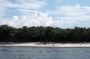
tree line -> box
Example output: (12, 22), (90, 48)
(0, 25), (90, 43)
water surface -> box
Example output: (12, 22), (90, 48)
(0, 47), (90, 59)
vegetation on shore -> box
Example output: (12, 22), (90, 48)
(0, 25), (90, 43)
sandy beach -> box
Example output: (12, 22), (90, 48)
(0, 43), (90, 47)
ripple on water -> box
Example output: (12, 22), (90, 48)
(0, 47), (90, 59)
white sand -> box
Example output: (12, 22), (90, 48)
(0, 43), (90, 47)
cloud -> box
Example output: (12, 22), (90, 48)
(47, 4), (90, 28)
(0, 4), (90, 28)
(0, 0), (54, 28)
(0, 12), (53, 28)
(0, 11), (78, 28)
(0, 0), (47, 16)
(0, 0), (46, 9)
(0, 0), (90, 28)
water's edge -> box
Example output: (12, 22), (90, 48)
(0, 43), (90, 47)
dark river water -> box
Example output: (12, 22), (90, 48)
(0, 47), (90, 59)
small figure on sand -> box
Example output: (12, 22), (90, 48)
(53, 43), (54, 46)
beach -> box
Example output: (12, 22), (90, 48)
(0, 43), (90, 47)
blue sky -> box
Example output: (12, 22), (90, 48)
(0, 0), (90, 28)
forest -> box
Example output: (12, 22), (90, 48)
(0, 25), (90, 43)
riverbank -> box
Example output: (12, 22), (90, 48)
(0, 43), (90, 47)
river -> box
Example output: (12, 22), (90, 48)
(0, 47), (90, 59)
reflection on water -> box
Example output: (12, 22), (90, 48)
(0, 47), (90, 59)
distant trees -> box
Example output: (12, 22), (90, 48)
(0, 25), (16, 42)
(0, 25), (90, 43)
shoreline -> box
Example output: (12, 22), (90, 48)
(1, 43), (90, 47)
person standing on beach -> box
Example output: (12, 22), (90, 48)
(53, 43), (54, 46)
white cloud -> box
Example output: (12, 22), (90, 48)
(0, 0), (47, 15)
(48, 4), (90, 16)
(19, 0), (46, 7)
(0, 11), (77, 28)
(0, 4), (90, 28)
(0, 0), (90, 28)
(16, 0), (47, 13)
(0, 12), (54, 28)
(0, 0), (54, 28)
(0, 0), (12, 17)
(0, 0), (15, 8)
(0, 0), (46, 9)
(47, 4), (90, 28)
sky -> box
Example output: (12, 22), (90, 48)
(0, 0), (90, 28)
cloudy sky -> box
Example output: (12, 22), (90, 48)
(0, 0), (90, 28)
